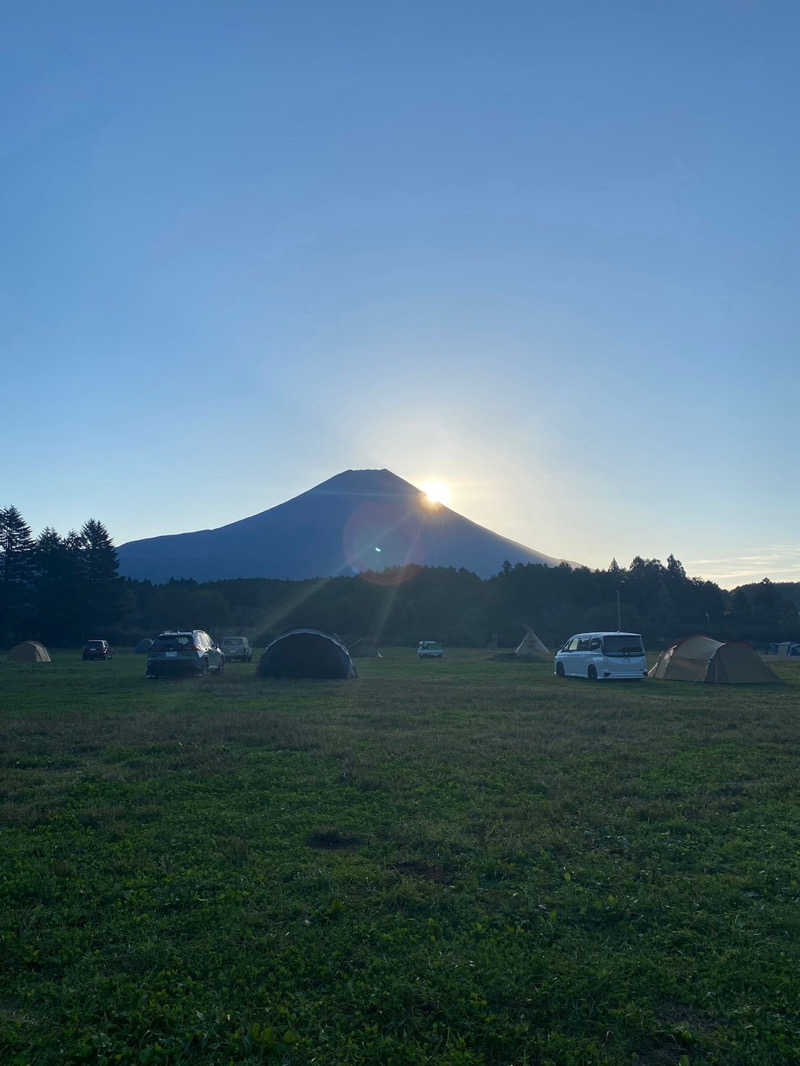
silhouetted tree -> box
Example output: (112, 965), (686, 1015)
(78, 519), (120, 636)
(0, 506), (35, 643)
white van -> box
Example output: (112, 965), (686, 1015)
(554, 632), (647, 681)
(417, 641), (444, 659)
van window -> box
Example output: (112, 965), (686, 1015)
(602, 635), (644, 656)
(578, 638), (592, 651)
(565, 637), (579, 652)
(589, 638), (601, 651)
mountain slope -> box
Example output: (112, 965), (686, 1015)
(117, 469), (566, 582)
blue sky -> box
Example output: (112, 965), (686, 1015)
(2, 1), (798, 587)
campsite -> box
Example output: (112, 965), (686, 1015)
(4, 3), (800, 1062)
(3, 646), (799, 1065)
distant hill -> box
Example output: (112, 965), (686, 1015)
(117, 468), (567, 583)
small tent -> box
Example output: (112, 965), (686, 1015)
(649, 635), (779, 683)
(134, 638), (154, 654)
(8, 641), (51, 663)
(514, 628), (550, 659)
(258, 628), (357, 679)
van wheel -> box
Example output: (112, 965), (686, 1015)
(588, 665), (598, 681)
(556, 663), (565, 677)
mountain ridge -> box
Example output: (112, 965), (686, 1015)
(117, 468), (567, 583)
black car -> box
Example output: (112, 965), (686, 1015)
(83, 639), (112, 660)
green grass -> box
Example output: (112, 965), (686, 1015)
(2, 649), (799, 1065)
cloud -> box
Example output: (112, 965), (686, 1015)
(686, 547), (800, 587)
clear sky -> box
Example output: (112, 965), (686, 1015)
(3, 1), (798, 588)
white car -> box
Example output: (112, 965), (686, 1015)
(554, 632), (647, 681)
(417, 641), (444, 659)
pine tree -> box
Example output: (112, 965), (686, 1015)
(81, 519), (118, 584)
(79, 519), (120, 635)
(0, 506), (35, 584)
(34, 528), (83, 644)
(0, 506), (35, 643)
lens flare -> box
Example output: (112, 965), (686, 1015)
(422, 482), (451, 507)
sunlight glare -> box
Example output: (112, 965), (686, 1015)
(422, 481), (452, 507)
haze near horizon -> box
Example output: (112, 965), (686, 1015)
(2, 1), (797, 588)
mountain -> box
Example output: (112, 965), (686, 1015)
(117, 469), (566, 583)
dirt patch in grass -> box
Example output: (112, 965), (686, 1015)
(306, 828), (363, 850)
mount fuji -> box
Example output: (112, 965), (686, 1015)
(117, 469), (566, 583)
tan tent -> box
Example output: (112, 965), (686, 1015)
(649, 635), (778, 683)
(8, 641), (52, 663)
(514, 628), (550, 658)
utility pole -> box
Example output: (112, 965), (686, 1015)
(616, 589), (622, 631)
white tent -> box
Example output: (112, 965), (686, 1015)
(514, 628), (550, 658)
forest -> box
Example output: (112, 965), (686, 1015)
(2, 505), (798, 650)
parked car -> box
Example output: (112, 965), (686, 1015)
(146, 631), (224, 678)
(554, 632), (647, 680)
(82, 639), (112, 660)
(417, 640), (444, 659)
(221, 636), (253, 662)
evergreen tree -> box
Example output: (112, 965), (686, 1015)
(33, 528), (85, 644)
(0, 506), (35, 643)
(81, 519), (119, 584)
(0, 506), (35, 584)
(78, 519), (120, 636)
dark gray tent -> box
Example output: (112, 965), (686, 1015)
(134, 638), (154, 654)
(258, 629), (357, 679)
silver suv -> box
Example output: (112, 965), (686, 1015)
(146, 631), (224, 677)
(221, 636), (253, 662)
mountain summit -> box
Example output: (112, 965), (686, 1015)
(117, 468), (565, 582)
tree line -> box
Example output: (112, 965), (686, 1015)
(0, 507), (121, 647)
(2, 505), (798, 650)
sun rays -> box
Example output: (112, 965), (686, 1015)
(421, 481), (451, 508)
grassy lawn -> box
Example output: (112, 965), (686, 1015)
(2, 649), (799, 1065)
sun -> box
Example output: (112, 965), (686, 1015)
(421, 481), (452, 507)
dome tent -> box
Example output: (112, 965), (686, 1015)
(258, 629), (357, 679)
(649, 635), (779, 684)
(8, 641), (51, 663)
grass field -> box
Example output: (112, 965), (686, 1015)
(2, 649), (799, 1065)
